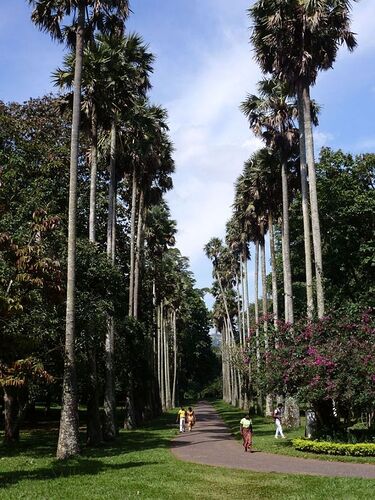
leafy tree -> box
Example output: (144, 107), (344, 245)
(0, 358), (53, 444)
(0, 209), (62, 443)
(249, 311), (375, 433)
(289, 148), (375, 312)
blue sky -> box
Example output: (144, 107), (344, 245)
(1, 1), (375, 305)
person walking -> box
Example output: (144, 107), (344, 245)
(186, 407), (196, 431)
(176, 406), (186, 433)
(239, 413), (253, 452)
(273, 403), (286, 439)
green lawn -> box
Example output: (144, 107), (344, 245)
(212, 399), (375, 465)
(0, 409), (374, 499)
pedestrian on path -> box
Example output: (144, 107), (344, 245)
(176, 406), (186, 432)
(239, 413), (253, 452)
(273, 403), (286, 439)
(186, 406), (196, 431)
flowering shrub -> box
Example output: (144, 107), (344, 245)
(244, 310), (375, 424)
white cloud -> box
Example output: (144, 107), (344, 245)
(165, 34), (262, 265)
(351, 0), (375, 52)
(314, 131), (334, 151)
(354, 137), (375, 151)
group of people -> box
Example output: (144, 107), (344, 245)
(176, 402), (286, 452)
(176, 406), (196, 433)
(240, 403), (286, 452)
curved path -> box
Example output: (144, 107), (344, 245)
(170, 401), (375, 479)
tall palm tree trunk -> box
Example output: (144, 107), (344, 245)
(254, 241), (260, 367)
(85, 103), (103, 445)
(236, 276), (242, 347)
(243, 251), (251, 338)
(260, 231), (268, 350)
(240, 260), (246, 344)
(222, 322), (229, 403)
(56, 6), (85, 460)
(297, 87), (314, 319)
(281, 160), (294, 324)
(172, 308), (177, 408)
(236, 276), (244, 408)
(254, 240), (263, 413)
(268, 214), (278, 327)
(164, 311), (171, 409)
(152, 278), (157, 379)
(157, 303), (161, 396)
(133, 187), (144, 319)
(301, 84), (325, 318)
(86, 348), (103, 445)
(215, 270), (234, 338)
(261, 230), (273, 416)
(89, 104), (98, 243)
(224, 318), (234, 405)
(128, 168), (137, 316)
(103, 120), (117, 441)
(227, 318), (237, 406)
(159, 303), (165, 410)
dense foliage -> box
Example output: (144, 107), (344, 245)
(0, 92), (218, 445)
(288, 148), (375, 313)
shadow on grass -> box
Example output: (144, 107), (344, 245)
(0, 411), (177, 463)
(0, 430), (173, 460)
(0, 459), (157, 489)
(0, 413), (177, 490)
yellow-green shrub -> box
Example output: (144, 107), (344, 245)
(293, 439), (375, 457)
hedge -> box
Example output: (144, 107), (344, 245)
(293, 438), (375, 457)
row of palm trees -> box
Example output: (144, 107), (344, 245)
(206, 0), (358, 409)
(26, 1), (182, 459)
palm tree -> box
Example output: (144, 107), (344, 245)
(234, 150), (284, 414)
(250, 0), (357, 318)
(145, 202), (177, 409)
(233, 171), (261, 367)
(241, 79), (300, 323)
(125, 103), (173, 319)
(53, 35), (118, 245)
(53, 38), (121, 445)
(80, 31), (155, 438)
(205, 238), (239, 405)
(28, 0), (129, 459)
(204, 239), (234, 339)
(54, 29), (147, 442)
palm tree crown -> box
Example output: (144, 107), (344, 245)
(250, 0), (357, 88)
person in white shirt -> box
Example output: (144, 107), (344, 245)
(273, 403), (286, 438)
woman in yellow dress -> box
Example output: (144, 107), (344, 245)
(186, 407), (196, 431)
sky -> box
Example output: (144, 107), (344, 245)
(1, 1), (375, 306)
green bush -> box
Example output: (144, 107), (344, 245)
(293, 438), (375, 457)
(199, 377), (222, 399)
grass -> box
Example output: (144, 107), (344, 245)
(212, 399), (375, 465)
(0, 409), (374, 499)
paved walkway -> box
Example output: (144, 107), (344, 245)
(170, 401), (375, 479)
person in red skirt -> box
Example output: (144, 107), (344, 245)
(240, 413), (253, 452)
